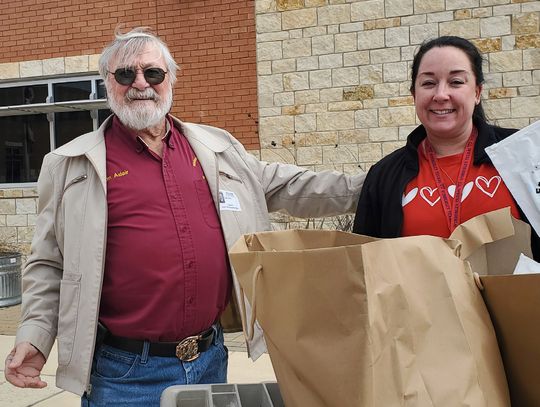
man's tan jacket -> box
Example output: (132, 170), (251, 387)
(15, 116), (365, 395)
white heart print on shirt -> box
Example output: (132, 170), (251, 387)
(419, 187), (440, 206)
(475, 176), (501, 198)
(447, 181), (474, 202)
(402, 188), (418, 206)
(418, 181), (474, 206)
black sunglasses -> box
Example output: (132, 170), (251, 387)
(108, 67), (168, 86)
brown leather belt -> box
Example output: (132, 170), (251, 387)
(103, 327), (215, 362)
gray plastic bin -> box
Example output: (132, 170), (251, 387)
(160, 382), (285, 407)
(0, 253), (22, 307)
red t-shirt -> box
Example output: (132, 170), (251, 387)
(401, 141), (520, 238)
(100, 116), (231, 341)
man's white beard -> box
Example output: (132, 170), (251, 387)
(108, 87), (173, 131)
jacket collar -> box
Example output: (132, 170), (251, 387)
(51, 114), (229, 195)
(174, 117), (229, 153)
(174, 117), (229, 201)
(52, 116), (110, 191)
(53, 114), (230, 156)
(472, 118), (498, 164)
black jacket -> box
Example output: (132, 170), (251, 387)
(352, 119), (540, 260)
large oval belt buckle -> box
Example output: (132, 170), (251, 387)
(176, 335), (200, 362)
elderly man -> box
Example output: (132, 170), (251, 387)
(5, 28), (364, 405)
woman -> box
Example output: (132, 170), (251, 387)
(353, 36), (539, 258)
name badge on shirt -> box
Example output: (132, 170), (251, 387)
(219, 190), (242, 212)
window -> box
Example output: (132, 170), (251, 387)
(0, 76), (110, 187)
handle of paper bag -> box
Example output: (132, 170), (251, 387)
(239, 265), (263, 341)
(473, 272), (484, 290)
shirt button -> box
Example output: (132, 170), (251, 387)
(187, 260), (194, 268)
(187, 297), (194, 304)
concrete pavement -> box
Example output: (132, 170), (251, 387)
(0, 305), (276, 406)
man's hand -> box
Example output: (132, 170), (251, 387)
(5, 342), (47, 388)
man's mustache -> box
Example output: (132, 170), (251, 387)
(125, 88), (159, 101)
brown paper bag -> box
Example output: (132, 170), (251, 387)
(449, 207), (532, 275)
(479, 273), (540, 407)
(453, 209), (540, 405)
(230, 230), (375, 406)
(229, 210), (519, 407)
(361, 236), (508, 407)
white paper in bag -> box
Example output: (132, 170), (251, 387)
(513, 253), (540, 275)
(486, 120), (540, 237)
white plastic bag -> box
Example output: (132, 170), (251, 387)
(486, 120), (540, 237)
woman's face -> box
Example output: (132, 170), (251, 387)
(413, 46), (482, 141)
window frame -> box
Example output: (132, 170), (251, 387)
(0, 75), (109, 188)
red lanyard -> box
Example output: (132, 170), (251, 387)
(424, 128), (477, 232)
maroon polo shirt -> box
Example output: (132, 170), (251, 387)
(100, 115), (230, 342)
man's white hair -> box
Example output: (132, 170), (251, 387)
(98, 27), (178, 84)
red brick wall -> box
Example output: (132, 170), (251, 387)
(0, 0), (259, 148)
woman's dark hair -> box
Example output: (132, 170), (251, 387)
(410, 36), (487, 123)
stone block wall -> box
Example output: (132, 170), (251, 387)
(0, 55), (102, 79)
(0, 189), (37, 254)
(255, 0), (540, 173)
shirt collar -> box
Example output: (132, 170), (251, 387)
(164, 115), (175, 149)
(110, 114), (173, 153)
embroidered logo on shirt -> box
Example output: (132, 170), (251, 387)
(106, 170), (129, 182)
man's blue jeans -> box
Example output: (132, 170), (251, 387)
(81, 325), (228, 406)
